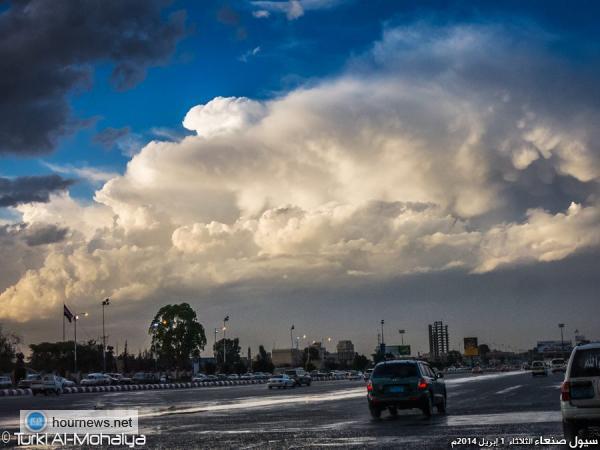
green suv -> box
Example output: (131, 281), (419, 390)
(367, 360), (446, 418)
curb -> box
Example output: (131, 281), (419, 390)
(0, 375), (354, 397)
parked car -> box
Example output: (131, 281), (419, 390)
(192, 374), (208, 382)
(18, 373), (41, 389)
(206, 375), (219, 382)
(551, 358), (567, 373)
(0, 375), (12, 388)
(367, 360), (446, 419)
(58, 377), (76, 388)
(107, 373), (132, 384)
(81, 373), (112, 386)
(227, 374), (240, 381)
(561, 343), (600, 441)
(364, 369), (374, 381)
(31, 374), (62, 395)
(268, 374), (295, 389)
(471, 366), (483, 375)
(531, 361), (548, 377)
(132, 372), (156, 384)
(284, 368), (311, 386)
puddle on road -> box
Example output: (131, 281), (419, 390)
(140, 388), (366, 418)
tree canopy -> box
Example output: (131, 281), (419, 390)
(149, 303), (207, 369)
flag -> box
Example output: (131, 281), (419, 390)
(63, 304), (74, 323)
(291, 324), (295, 330)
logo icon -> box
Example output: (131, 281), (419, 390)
(25, 411), (47, 432)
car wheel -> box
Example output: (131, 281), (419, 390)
(369, 404), (382, 419)
(388, 407), (398, 417)
(421, 394), (433, 417)
(563, 420), (580, 442)
(268, 386), (272, 389)
(437, 395), (447, 414)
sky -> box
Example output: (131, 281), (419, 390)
(0, 0), (599, 357)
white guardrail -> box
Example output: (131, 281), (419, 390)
(0, 375), (351, 397)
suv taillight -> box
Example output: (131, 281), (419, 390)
(367, 381), (373, 392)
(417, 378), (428, 390)
(561, 381), (570, 401)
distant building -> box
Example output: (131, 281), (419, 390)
(271, 348), (303, 367)
(336, 340), (355, 365)
(428, 321), (450, 360)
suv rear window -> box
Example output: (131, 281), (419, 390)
(570, 349), (600, 378)
(373, 363), (418, 378)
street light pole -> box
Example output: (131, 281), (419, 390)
(559, 323), (565, 356)
(102, 298), (110, 372)
(73, 311), (88, 373)
(223, 316), (229, 367)
(290, 324), (295, 349)
(380, 320), (385, 345)
(214, 328), (219, 359)
(399, 329), (405, 346)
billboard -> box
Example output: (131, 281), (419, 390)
(464, 337), (479, 356)
(386, 345), (411, 356)
(536, 340), (572, 354)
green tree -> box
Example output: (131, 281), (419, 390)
(0, 326), (20, 373)
(213, 338), (241, 373)
(149, 303), (207, 370)
(478, 344), (491, 363)
(29, 340), (103, 374)
(252, 345), (274, 373)
(352, 354), (370, 371)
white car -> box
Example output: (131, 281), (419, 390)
(31, 374), (62, 395)
(268, 375), (295, 389)
(192, 374), (208, 382)
(561, 343), (600, 441)
(551, 358), (566, 373)
(0, 375), (12, 388)
(531, 361), (548, 377)
(80, 373), (112, 386)
(58, 377), (76, 388)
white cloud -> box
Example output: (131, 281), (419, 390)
(43, 162), (119, 184)
(182, 96), (267, 138)
(251, 0), (342, 20)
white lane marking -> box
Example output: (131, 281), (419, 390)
(495, 385), (522, 395)
(445, 410), (561, 426)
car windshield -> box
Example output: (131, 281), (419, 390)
(532, 362), (544, 367)
(373, 363), (418, 378)
(570, 349), (600, 378)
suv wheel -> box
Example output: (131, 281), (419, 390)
(369, 404), (381, 419)
(388, 407), (398, 417)
(563, 421), (580, 442)
(437, 395), (447, 414)
(421, 394), (433, 417)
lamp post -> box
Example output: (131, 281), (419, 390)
(101, 298), (110, 372)
(559, 323), (565, 356)
(74, 311), (89, 373)
(214, 328), (219, 359)
(223, 316), (229, 367)
(398, 329), (405, 346)
(290, 324), (295, 349)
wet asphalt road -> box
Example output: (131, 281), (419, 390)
(0, 371), (573, 449)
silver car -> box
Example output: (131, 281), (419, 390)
(561, 343), (600, 441)
(268, 375), (295, 389)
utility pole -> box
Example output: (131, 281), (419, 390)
(399, 329), (405, 346)
(102, 298), (110, 372)
(214, 328), (219, 359)
(559, 323), (565, 356)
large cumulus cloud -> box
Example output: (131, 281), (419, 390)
(1, 24), (599, 323)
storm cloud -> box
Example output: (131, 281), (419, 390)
(0, 175), (74, 207)
(0, 0), (186, 156)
